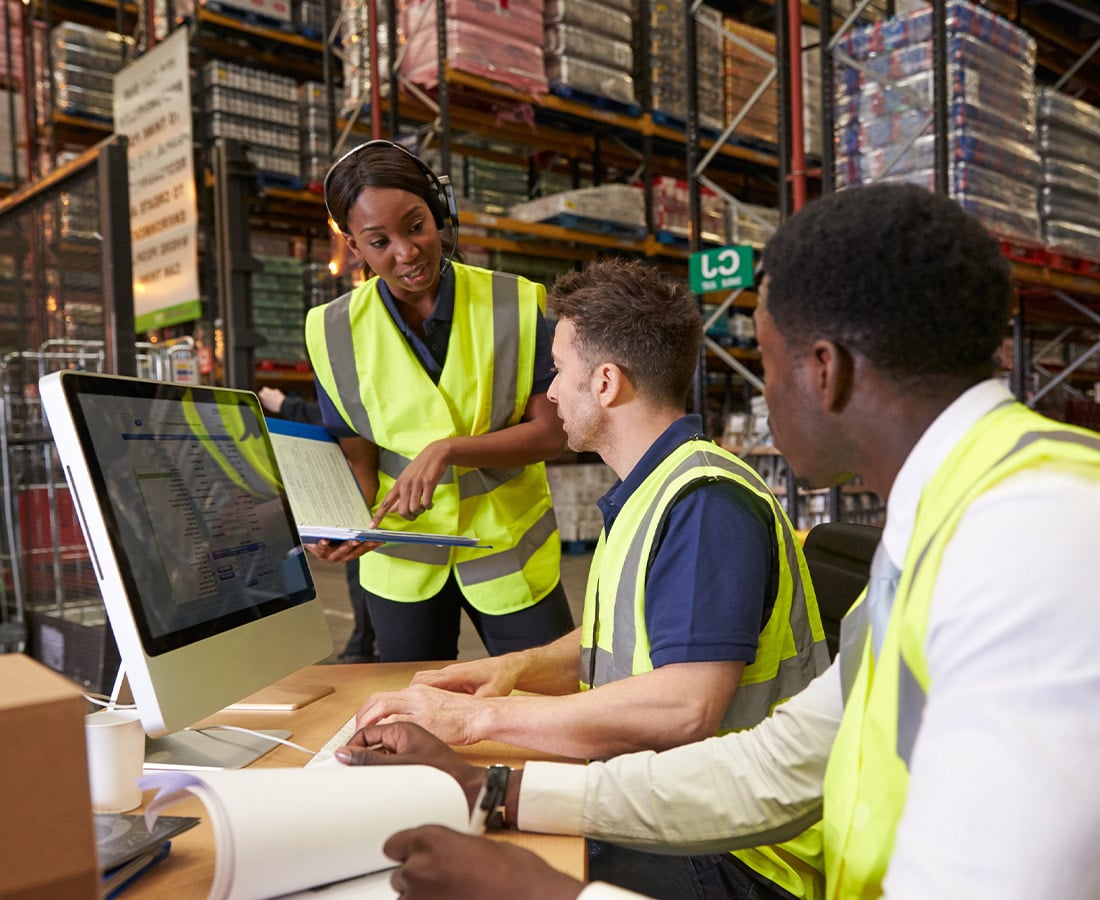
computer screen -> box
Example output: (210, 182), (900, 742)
(39, 371), (333, 749)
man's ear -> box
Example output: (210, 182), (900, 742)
(593, 363), (628, 409)
(812, 339), (854, 413)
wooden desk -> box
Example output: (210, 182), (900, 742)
(127, 662), (585, 896)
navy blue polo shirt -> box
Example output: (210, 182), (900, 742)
(316, 267), (555, 437)
(595, 415), (778, 668)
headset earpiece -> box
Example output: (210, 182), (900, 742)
(435, 174), (459, 235)
(323, 138), (460, 238)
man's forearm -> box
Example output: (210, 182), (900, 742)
(510, 627), (585, 695)
(473, 661), (741, 759)
(515, 665), (842, 851)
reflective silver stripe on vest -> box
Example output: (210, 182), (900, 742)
(891, 426), (1100, 768)
(490, 272), (520, 432)
(378, 447), (455, 485)
(896, 657), (924, 766)
(719, 653), (828, 731)
(579, 644), (614, 689)
(458, 466), (524, 498)
(375, 541), (451, 565)
(455, 506), (558, 587)
(592, 444), (824, 728)
(838, 598), (870, 702)
(838, 542), (900, 703)
(322, 293), (374, 442)
(323, 271), (526, 454)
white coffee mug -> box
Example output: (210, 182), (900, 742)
(85, 709), (145, 813)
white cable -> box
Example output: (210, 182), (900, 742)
(84, 692), (138, 710)
(184, 725), (316, 757)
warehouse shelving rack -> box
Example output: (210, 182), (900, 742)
(0, 136), (134, 681)
(807, 0), (1100, 430)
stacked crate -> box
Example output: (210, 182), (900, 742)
(1036, 88), (1100, 260)
(298, 81), (330, 189)
(649, 175), (729, 244)
(543, 0), (636, 108)
(48, 22), (132, 123)
(802, 25), (822, 157)
(0, 0), (26, 82)
(722, 19), (779, 147)
(253, 254), (307, 363)
(465, 156), (529, 215)
(0, 92), (23, 183)
(201, 59), (301, 184)
(296, 0), (340, 37)
(729, 200), (780, 249)
(647, 0), (723, 131)
(305, 260), (342, 308)
(420, 147), (466, 208)
(340, 0), (392, 117)
(832, 0), (890, 19)
(546, 462), (617, 544)
(400, 0), (547, 95)
(510, 183), (645, 235)
(833, 1), (1040, 242)
(199, 0), (292, 26)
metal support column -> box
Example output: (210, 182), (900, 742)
(435, 0), (450, 174)
(775, 0), (791, 220)
(211, 138), (260, 389)
(96, 136), (137, 377)
(932, 0), (948, 194)
(820, 0), (835, 195)
(684, 2), (707, 419)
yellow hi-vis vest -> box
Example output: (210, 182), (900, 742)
(304, 262), (561, 613)
(580, 438), (830, 899)
(823, 401), (1100, 899)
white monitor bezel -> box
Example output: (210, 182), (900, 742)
(39, 370), (333, 737)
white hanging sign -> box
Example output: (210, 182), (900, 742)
(113, 28), (201, 332)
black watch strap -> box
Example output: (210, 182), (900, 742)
(484, 764), (511, 830)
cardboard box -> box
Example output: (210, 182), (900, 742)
(0, 654), (98, 899)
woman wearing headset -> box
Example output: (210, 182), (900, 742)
(304, 140), (574, 662)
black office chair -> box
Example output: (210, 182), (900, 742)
(802, 522), (882, 660)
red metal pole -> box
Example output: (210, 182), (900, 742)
(368, 0), (382, 139)
(787, 0), (807, 210)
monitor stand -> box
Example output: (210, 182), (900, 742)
(143, 727), (292, 770)
(107, 666), (293, 771)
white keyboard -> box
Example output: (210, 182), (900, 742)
(305, 713), (360, 768)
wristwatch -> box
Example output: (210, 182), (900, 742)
(484, 764), (511, 830)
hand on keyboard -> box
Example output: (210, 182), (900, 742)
(305, 713), (359, 768)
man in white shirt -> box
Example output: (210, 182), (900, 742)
(336, 183), (1100, 900)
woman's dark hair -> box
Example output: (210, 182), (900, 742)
(549, 257), (702, 408)
(761, 183), (1012, 386)
(324, 142), (446, 237)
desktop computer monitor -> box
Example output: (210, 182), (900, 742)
(39, 371), (333, 765)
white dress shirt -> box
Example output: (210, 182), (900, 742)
(518, 381), (1100, 899)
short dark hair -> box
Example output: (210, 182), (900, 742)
(548, 257), (702, 408)
(761, 183), (1012, 386)
(324, 141), (446, 236)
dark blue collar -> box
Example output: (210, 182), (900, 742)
(375, 265), (456, 377)
(376, 264), (455, 328)
(596, 414), (709, 532)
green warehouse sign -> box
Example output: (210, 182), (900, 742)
(689, 245), (754, 293)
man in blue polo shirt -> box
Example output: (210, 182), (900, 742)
(356, 257), (829, 900)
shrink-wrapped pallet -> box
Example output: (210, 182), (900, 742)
(400, 0), (547, 94)
(833, 1), (1040, 242)
(1035, 88), (1100, 259)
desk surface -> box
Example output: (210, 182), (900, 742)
(128, 662), (585, 896)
